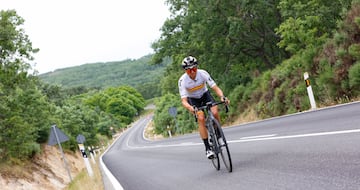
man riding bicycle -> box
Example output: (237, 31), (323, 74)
(178, 56), (230, 159)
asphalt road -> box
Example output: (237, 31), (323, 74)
(101, 102), (360, 190)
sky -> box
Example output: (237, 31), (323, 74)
(1, 0), (170, 74)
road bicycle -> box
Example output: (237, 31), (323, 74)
(194, 101), (232, 172)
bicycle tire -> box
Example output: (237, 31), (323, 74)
(210, 144), (220, 170)
(213, 119), (232, 172)
(208, 123), (220, 170)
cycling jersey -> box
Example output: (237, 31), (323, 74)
(178, 69), (216, 99)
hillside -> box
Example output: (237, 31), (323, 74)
(39, 55), (169, 91)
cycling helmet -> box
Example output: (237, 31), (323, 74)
(181, 56), (198, 69)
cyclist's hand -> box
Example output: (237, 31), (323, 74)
(222, 96), (230, 105)
(191, 106), (198, 115)
(189, 106), (195, 114)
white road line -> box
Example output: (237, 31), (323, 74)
(127, 142), (201, 149)
(240, 134), (277, 140)
(128, 129), (360, 149)
(100, 134), (125, 190)
(231, 129), (360, 143)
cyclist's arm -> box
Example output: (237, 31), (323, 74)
(211, 85), (230, 104)
(181, 97), (195, 113)
(211, 85), (225, 99)
(201, 70), (227, 102)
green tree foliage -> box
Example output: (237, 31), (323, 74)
(276, 0), (353, 54)
(1, 10), (144, 162)
(39, 55), (170, 100)
(151, 0), (359, 135)
(51, 101), (100, 151)
(313, 1), (360, 102)
(40, 83), (69, 106)
(348, 62), (360, 93)
(160, 65), (183, 95)
(0, 10), (39, 74)
(236, 0), (360, 118)
(136, 81), (161, 99)
(153, 93), (196, 136)
(84, 86), (145, 128)
(0, 10), (52, 161)
(153, 0), (289, 94)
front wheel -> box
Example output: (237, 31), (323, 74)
(211, 152), (220, 170)
(210, 133), (220, 170)
(213, 119), (232, 172)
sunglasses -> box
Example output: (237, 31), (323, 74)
(185, 66), (197, 73)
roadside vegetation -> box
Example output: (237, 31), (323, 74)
(64, 157), (104, 190)
(0, 9), (146, 168)
(39, 55), (170, 100)
(151, 0), (360, 137)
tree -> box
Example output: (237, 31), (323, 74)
(276, 0), (353, 54)
(84, 86), (145, 128)
(0, 10), (51, 161)
(0, 10), (39, 75)
(153, 0), (288, 94)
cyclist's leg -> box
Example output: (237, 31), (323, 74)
(189, 95), (215, 159)
(188, 97), (211, 151)
(197, 111), (207, 139)
(198, 91), (215, 140)
(210, 105), (220, 123)
(198, 111), (214, 158)
(197, 112), (215, 159)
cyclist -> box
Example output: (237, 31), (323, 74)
(178, 55), (230, 159)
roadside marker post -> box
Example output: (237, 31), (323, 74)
(304, 72), (317, 110)
(76, 134), (94, 177)
(167, 125), (172, 138)
(88, 146), (96, 164)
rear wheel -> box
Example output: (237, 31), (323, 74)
(213, 119), (232, 172)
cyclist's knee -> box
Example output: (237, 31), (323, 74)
(211, 106), (219, 114)
(196, 112), (205, 120)
(212, 111), (219, 118)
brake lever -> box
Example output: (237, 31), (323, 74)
(222, 97), (229, 113)
(225, 104), (229, 113)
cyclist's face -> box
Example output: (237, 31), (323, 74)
(185, 66), (197, 77)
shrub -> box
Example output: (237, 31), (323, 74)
(348, 62), (360, 94)
(348, 44), (360, 60)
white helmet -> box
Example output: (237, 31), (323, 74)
(181, 56), (198, 69)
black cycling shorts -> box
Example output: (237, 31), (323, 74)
(187, 91), (215, 108)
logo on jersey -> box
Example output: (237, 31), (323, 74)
(187, 83), (205, 92)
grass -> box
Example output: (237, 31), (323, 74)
(63, 156), (104, 190)
(0, 161), (32, 179)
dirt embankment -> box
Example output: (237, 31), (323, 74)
(0, 145), (87, 190)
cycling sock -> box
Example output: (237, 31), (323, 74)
(203, 138), (210, 150)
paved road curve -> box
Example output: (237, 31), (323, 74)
(102, 102), (360, 190)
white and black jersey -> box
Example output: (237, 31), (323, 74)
(178, 69), (216, 99)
